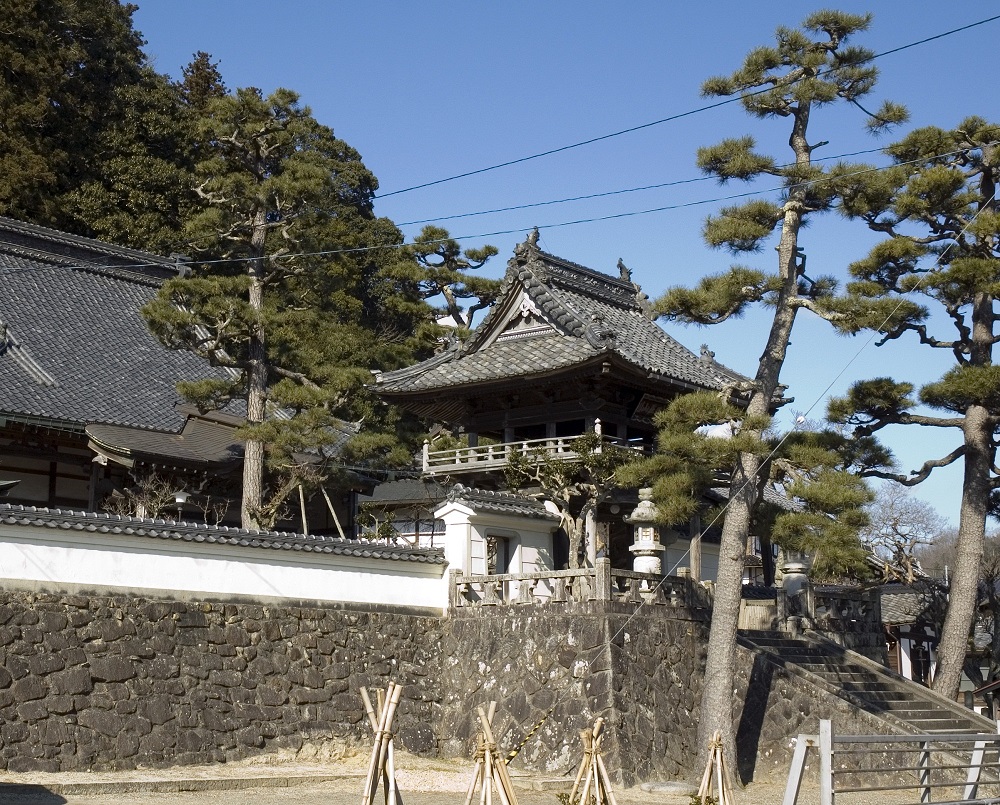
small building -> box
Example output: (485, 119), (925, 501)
(373, 233), (781, 583)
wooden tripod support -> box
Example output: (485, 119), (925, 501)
(360, 683), (404, 805)
(462, 701), (520, 805)
(568, 717), (618, 805)
(697, 729), (733, 805)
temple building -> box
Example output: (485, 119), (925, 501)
(372, 232), (781, 585)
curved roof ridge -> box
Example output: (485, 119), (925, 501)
(0, 503), (447, 563)
(0, 215), (175, 267)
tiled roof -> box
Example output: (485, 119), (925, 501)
(444, 484), (560, 520)
(879, 582), (941, 624)
(0, 504), (446, 564)
(376, 242), (751, 397)
(87, 416), (243, 469)
(0, 216), (231, 432)
(364, 478), (449, 506)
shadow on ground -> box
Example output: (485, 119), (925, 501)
(0, 783), (68, 803)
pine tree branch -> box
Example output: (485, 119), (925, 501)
(861, 445), (966, 485)
(787, 297), (846, 321)
(270, 365), (323, 391)
(876, 321), (958, 350)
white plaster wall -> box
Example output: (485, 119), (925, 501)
(0, 523), (447, 611)
(664, 539), (721, 582)
(435, 501), (557, 600)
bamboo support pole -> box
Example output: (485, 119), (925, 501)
(320, 486), (348, 539)
(595, 752), (618, 805)
(478, 705), (515, 805)
(463, 734), (485, 805)
(298, 484), (309, 535)
(377, 684), (403, 789)
(376, 689), (393, 805)
(361, 682), (394, 805)
(570, 729), (591, 804)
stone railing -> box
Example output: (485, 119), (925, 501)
(423, 422), (647, 476)
(774, 584), (885, 659)
(811, 587), (881, 633)
(450, 558), (711, 611)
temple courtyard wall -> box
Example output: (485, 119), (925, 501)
(0, 584), (903, 785)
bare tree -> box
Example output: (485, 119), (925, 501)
(862, 486), (949, 583)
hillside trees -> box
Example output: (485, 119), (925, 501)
(143, 87), (437, 529)
(0, 0), (196, 250)
(649, 11), (905, 775)
(825, 118), (1000, 698)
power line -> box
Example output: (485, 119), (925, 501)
(375, 14), (1000, 199)
(396, 146), (889, 227)
(0, 142), (988, 276)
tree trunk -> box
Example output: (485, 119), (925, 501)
(696, 104), (810, 781)
(241, 208), (269, 530)
(933, 404), (991, 698)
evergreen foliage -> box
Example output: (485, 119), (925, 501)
(143, 87), (437, 528)
(651, 10), (904, 776)
(409, 226), (501, 329)
(0, 0), (193, 249)
(826, 117), (1000, 697)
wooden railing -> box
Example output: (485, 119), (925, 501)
(450, 558), (711, 611)
(422, 423), (648, 476)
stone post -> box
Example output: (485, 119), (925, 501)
(625, 488), (664, 575)
(595, 557), (611, 601)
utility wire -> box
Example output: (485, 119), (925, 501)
(0, 142), (988, 276)
(375, 14), (1000, 199)
(396, 146), (889, 227)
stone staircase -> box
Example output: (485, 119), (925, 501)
(739, 629), (997, 735)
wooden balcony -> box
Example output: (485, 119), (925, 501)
(421, 428), (648, 477)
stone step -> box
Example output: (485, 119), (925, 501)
(742, 631), (990, 736)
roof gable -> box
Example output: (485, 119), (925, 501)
(376, 236), (753, 399)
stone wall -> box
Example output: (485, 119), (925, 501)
(0, 590), (444, 772)
(0, 585), (914, 786)
(436, 604), (710, 787)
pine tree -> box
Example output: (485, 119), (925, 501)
(651, 11), (905, 776)
(143, 87), (435, 529)
(825, 117), (1000, 697)
(409, 226), (501, 329)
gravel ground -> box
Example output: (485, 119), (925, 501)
(0, 749), (994, 805)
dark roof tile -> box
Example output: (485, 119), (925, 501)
(0, 216), (232, 432)
(0, 504), (447, 564)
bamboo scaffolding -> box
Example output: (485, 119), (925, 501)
(568, 717), (617, 805)
(697, 729), (733, 805)
(360, 683), (404, 805)
(463, 701), (518, 805)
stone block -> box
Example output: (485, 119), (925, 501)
(89, 657), (135, 683)
(290, 687), (332, 704)
(5, 655), (29, 679)
(12, 676), (47, 702)
(398, 723), (436, 754)
(77, 708), (123, 737)
(16, 700), (48, 721)
(28, 653), (65, 676)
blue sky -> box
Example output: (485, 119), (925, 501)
(132, 2), (1000, 525)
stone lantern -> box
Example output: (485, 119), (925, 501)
(626, 488), (664, 575)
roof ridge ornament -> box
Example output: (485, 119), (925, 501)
(584, 312), (616, 349)
(513, 227), (540, 263)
